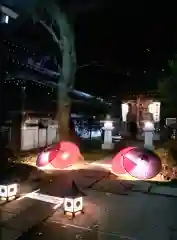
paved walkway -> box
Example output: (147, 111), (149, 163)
(1, 167), (177, 240)
(2, 141), (177, 239)
(0, 166), (110, 240)
(6, 186), (177, 240)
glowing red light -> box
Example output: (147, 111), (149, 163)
(111, 147), (136, 175)
(36, 141), (82, 169)
(111, 147), (162, 179)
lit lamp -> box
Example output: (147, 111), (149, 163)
(0, 182), (19, 201)
(143, 121), (154, 150)
(63, 181), (85, 218)
(101, 115), (114, 150)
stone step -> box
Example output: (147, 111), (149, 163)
(1, 200), (56, 235)
(132, 181), (152, 192)
(150, 186), (177, 197)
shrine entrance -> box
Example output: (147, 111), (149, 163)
(121, 95), (161, 131)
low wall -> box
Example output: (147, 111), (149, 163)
(7, 124), (59, 151)
(21, 125), (59, 151)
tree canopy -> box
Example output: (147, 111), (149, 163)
(158, 58), (177, 117)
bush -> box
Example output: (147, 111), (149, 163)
(155, 141), (177, 180)
(155, 148), (176, 166)
(163, 140), (177, 166)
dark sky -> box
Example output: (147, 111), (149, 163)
(74, 3), (177, 96)
(2, 1), (177, 97)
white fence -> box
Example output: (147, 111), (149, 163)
(5, 124), (59, 151)
(21, 125), (59, 151)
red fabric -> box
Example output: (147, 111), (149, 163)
(111, 147), (135, 175)
(37, 141), (81, 169)
(123, 156), (137, 173)
(50, 141), (81, 169)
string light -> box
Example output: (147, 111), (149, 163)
(2, 38), (107, 105)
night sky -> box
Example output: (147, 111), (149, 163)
(75, 2), (177, 96)
(2, 1), (177, 97)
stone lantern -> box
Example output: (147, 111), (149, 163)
(143, 121), (154, 150)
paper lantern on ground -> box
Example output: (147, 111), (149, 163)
(0, 182), (19, 201)
(36, 141), (82, 170)
(63, 181), (86, 218)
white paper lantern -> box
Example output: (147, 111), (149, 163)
(0, 183), (19, 201)
(121, 103), (129, 122)
(64, 197), (83, 214)
(148, 102), (161, 122)
(63, 181), (85, 218)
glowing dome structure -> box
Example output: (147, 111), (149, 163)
(112, 147), (162, 180)
(36, 141), (82, 170)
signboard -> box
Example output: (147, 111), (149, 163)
(148, 102), (161, 122)
(121, 103), (129, 122)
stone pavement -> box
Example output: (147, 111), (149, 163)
(90, 156), (113, 168)
(13, 187), (177, 240)
(1, 153), (177, 239)
(0, 166), (110, 240)
(0, 199), (57, 240)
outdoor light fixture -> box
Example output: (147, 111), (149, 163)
(101, 115), (114, 150)
(144, 121), (154, 131)
(104, 120), (114, 130)
(148, 101), (161, 123)
(0, 182), (19, 201)
(1, 14), (9, 23)
(121, 103), (129, 122)
(143, 121), (155, 149)
(63, 181), (85, 218)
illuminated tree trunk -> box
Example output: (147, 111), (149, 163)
(46, 4), (76, 141)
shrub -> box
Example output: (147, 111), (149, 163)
(155, 147), (175, 166)
(163, 140), (177, 166)
(155, 141), (177, 180)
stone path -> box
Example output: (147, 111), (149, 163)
(0, 167), (110, 240)
(15, 188), (177, 240)
(150, 185), (177, 197)
(1, 157), (177, 240)
(0, 196), (57, 240)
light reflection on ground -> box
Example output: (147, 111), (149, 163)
(91, 162), (169, 182)
(19, 154), (170, 184)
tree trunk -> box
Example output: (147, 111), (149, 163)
(46, 4), (76, 142)
(56, 83), (71, 140)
